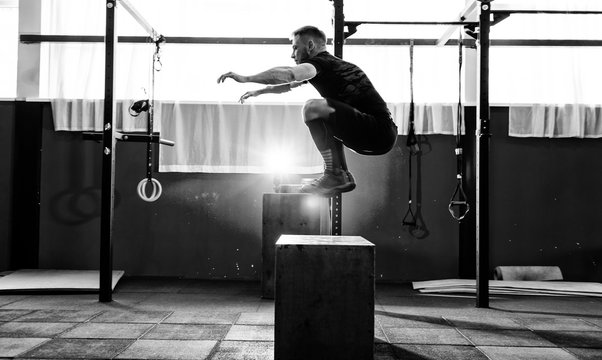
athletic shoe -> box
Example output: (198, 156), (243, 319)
(300, 169), (356, 197)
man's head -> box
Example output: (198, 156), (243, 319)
(291, 26), (327, 64)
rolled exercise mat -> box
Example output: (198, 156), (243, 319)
(493, 266), (563, 281)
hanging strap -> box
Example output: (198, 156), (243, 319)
(448, 32), (470, 221)
(406, 40), (420, 154)
(403, 40), (418, 227)
(402, 152), (417, 226)
(138, 36), (165, 202)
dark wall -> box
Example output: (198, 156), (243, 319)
(489, 107), (602, 281)
(2, 101), (601, 282)
(0, 102), (15, 272)
(35, 101), (460, 280)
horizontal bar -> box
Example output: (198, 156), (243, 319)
(20, 35), (602, 47)
(83, 131), (175, 146)
(491, 39), (602, 47)
(20, 35), (292, 44)
(345, 38), (467, 46)
(346, 20), (478, 26)
(492, 10), (602, 15)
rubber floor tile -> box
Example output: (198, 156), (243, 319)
(137, 294), (260, 312)
(565, 347), (602, 360)
(478, 346), (579, 360)
(374, 343), (398, 360)
(392, 344), (489, 360)
(256, 300), (275, 313)
(180, 280), (259, 295)
(0, 295), (27, 307)
(376, 313), (450, 328)
(457, 329), (556, 347)
(0, 322), (76, 337)
(163, 311), (239, 325)
(114, 277), (191, 293)
(374, 325), (388, 343)
(142, 324), (230, 340)
(224, 325), (274, 341)
(1, 293), (148, 310)
(15, 309), (100, 322)
(0, 295), (103, 310)
(59, 322), (154, 339)
(515, 317), (602, 331)
(0, 310), (32, 322)
(91, 310), (172, 323)
(490, 297), (602, 317)
(443, 316), (526, 330)
(18, 338), (132, 358)
(535, 331), (602, 348)
(0, 337), (49, 357)
(115, 339), (217, 359)
(236, 312), (274, 325)
(210, 340), (274, 360)
(383, 328), (471, 345)
(582, 318), (602, 329)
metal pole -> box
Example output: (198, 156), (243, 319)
(332, 0), (345, 58)
(476, 0), (491, 308)
(100, 0), (118, 302)
(330, 0), (344, 236)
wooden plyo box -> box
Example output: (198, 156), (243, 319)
(262, 193), (329, 299)
(275, 235), (375, 360)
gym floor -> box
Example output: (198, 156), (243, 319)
(0, 278), (601, 359)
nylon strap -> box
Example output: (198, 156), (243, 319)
(403, 40), (418, 227)
(406, 40), (419, 154)
(448, 31), (470, 221)
(145, 36), (164, 181)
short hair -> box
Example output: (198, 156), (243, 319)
(292, 25), (326, 44)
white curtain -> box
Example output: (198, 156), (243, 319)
(51, 99), (462, 173)
(50, 99), (157, 132)
(509, 105), (602, 138)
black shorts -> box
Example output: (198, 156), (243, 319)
(325, 98), (398, 155)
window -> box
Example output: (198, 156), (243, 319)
(39, 0), (464, 103)
(0, 1), (18, 98)
(34, 0), (602, 105)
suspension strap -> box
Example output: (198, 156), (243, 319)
(406, 39), (419, 154)
(402, 151), (417, 226)
(448, 31), (470, 221)
(138, 36), (165, 202)
(403, 40), (418, 227)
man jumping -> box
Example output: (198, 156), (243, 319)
(217, 25), (397, 197)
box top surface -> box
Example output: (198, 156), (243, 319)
(276, 235), (374, 247)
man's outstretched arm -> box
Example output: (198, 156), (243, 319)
(238, 80), (308, 103)
(217, 63), (316, 85)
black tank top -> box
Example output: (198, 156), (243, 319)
(302, 51), (390, 118)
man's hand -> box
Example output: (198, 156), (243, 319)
(217, 72), (247, 84)
(239, 90), (261, 104)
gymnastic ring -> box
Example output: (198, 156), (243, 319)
(137, 178), (162, 202)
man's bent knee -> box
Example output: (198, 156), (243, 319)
(303, 98), (335, 122)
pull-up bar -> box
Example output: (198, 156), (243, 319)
(492, 10), (602, 15)
(344, 20), (478, 40)
(346, 21), (478, 26)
